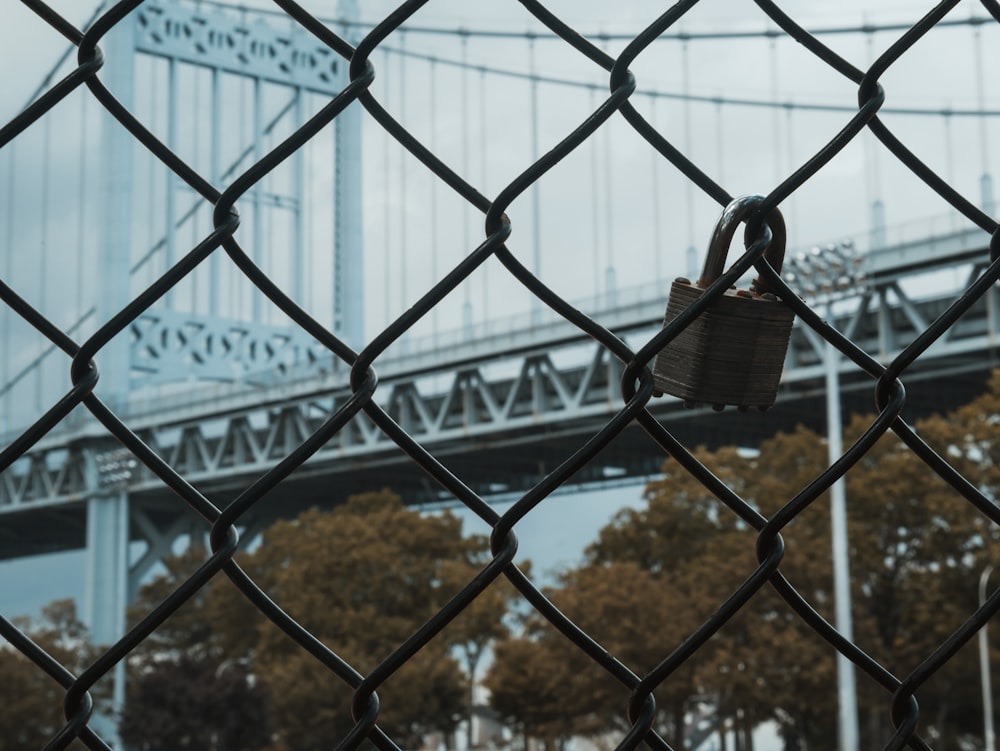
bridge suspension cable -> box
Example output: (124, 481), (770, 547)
(377, 43), (1000, 118)
(29, 4), (996, 120)
(195, 1), (1000, 42)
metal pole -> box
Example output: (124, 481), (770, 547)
(981, 564), (996, 751)
(826, 315), (860, 751)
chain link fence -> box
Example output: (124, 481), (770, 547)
(3, 1), (1000, 750)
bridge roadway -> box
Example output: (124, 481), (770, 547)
(1, 226), (998, 567)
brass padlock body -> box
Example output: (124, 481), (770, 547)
(652, 196), (794, 411)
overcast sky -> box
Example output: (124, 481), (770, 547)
(2, 0), (998, 617)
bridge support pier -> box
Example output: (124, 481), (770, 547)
(128, 510), (199, 600)
(84, 489), (129, 748)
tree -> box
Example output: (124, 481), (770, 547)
(245, 491), (484, 750)
(487, 373), (1000, 751)
(125, 489), (514, 751)
(484, 632), (584, 751)
(0, 600), (98, 751)
(439, 556), (524, 749)
(485, 560), (717, 750)
(119, 654), (272, 751)
(123, 540), (275, 751)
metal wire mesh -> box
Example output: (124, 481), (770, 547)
(3, 1), (1000, 750)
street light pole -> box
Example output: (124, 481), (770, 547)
(784, 241), (866, 751)
(826, 309), (860, 751)
(980, 564), (996, 751)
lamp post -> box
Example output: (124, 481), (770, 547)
(980, 564), (996, 751)
(783, 240), (865, 751)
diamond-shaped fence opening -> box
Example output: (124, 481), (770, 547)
(2, 2), (1000, 751)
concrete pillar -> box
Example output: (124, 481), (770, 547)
(84, 485), (129, 748)
(89, 9), (137, 742)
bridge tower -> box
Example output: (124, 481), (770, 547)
(73, 0), (363, 739)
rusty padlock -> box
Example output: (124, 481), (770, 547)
(651, 195), (794, 411)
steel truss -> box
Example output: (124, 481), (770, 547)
(3, 228), (997, 519)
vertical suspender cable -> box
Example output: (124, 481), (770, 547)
(429, 58), (439, 338)
(769, 35), (781, 185)
(863, 27), (885, 250)
(3, 145), (15, 430)
(334, 0), (364, 348)
(461, 32), (473, 336)
(166, 57), (179, 309)
(785, 106), (796, 248)
(973, 23), (999, 338)
(191, 68), (204, 313)
(77, 92), (89, 343)
(37, 115), (52, 413)
(253, 75), (265, 323)
(973, 23), (994, 214)
(211, 65), (223, 316)
(943, 113), (957, 231)
(590, 88), (602, 301)
(714, 98), (725, 188)
(480, 65), (489, 325)
(146, 59), (158, 292)
(398, 32), (408, 348)
(650, 95), (663, 286)
(770, 34), (798, 248)
(601, 78), (615, 306)
(304, 92), (314, 319)
(383, 48), (392, 333)
(681, 38), (696, 279)
(236, 71), (248, 319)
(529, 34), (542, 323)
(294, 86), (306, 308)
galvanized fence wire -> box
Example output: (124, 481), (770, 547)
(3, 0), (1000, 749)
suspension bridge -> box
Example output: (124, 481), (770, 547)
(1, 2), (999, 743)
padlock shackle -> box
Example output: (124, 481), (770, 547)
(697, 195), (786, 296)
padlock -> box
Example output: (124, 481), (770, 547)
(651, 195), (794, 412)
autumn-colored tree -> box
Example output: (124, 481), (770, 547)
(484, 631), (586, 751)
(245, 491), (489, 750)
(440, 556), (525, 749)
(0, 600), (99, 751)
(488, 372), (1000, 751)
(125, 489), (515, 751)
